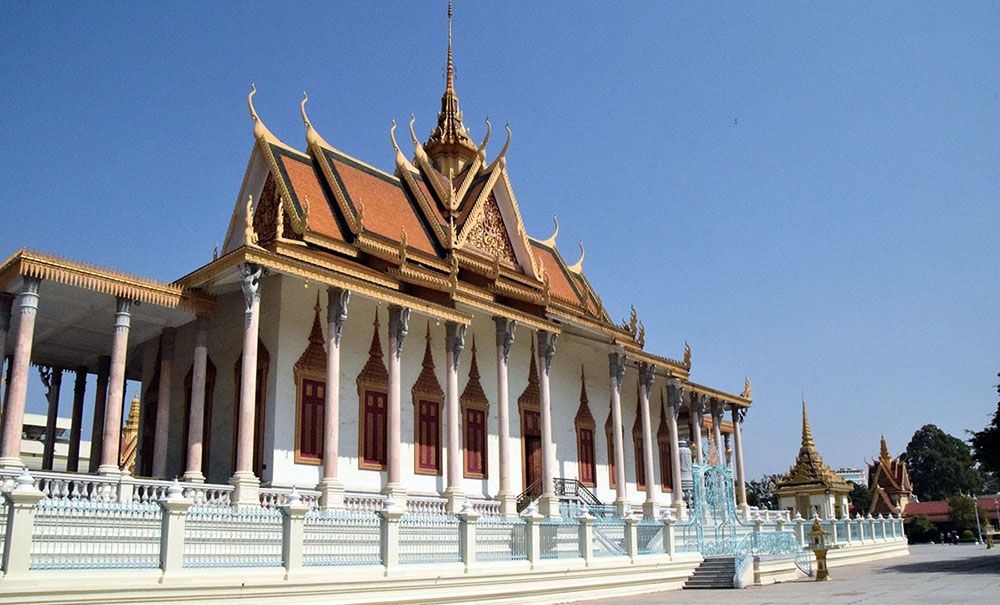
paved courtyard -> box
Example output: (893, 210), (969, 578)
(576, 544), (1000, 604)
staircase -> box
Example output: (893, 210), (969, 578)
(683, 556), (736, 589)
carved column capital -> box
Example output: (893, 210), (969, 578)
(326, 287), (351, 346)
(39, 365), (62, 390)
(113, 297), (134, 331)
(387, 305), (411, 358)
(638, 362), (655, 399)
(666, 379), (684, 417)
(689, 392), (707, 416)
(18, 276), (41, 315)
(194, 315), (210, 348)
(608, 350), (626, 391)
(710, 399), (726, 423)
(537, 330), (557, 375)
(493, 317), (516, 364)
(446, 321), (467, 370)
(733, 406), (748, 424)
(240, 263), (263, 313)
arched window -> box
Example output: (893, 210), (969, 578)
(294, 297), (327, 464)
(605, 409), (616, 488)
(461, 339), (488, 479)
(518, 347), (542, 490)
(632, 405), (646, 491)
(656, 392), (672, 492)
(574, 367), (596, 488)
(411, 325), (442, 475)
(357, 310), (389, 471)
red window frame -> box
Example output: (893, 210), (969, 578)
(634, 436), (646, 490)
(577, 426), (596, 487)
(297, 378), (325, 462)
(658, 438), (673, 492)
(415, 399), (441, 474)
(463, 407), (487, 478)
(607, 428), (617, 488)
(360, 389), (388, 469)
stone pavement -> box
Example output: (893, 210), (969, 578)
(573, 544), (1000, 604)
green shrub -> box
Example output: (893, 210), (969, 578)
(960, 529), (976, 542)
(907, 514), (938, 543)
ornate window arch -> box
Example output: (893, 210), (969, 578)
(574, 367), (596, 488)
(518, 345), (542, 490)
(656, 390), (672, 492)
(411, 325), (443, 475)
(357, 309), (389, 471)
(460, 338), (489, 479)
(294, 296), (327, 464)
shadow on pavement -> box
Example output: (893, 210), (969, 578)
(877, 548), (1000, 575)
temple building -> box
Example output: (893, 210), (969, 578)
(773, 401), (851, 519)
(0, 8), (755, 520)
(866, 437), (913, 516)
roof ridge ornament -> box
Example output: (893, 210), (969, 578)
(476, 116), (492, 164)
(539, 215), (559, 247)
(409, 114), (430, 166)
(740, 376), (752, 399)
(300, 91), (331, 149)
(486, 122), (511, 172)
(567, 240), (585, 274)
(391, 119), (416, 173)
(247, 83), (280, 145)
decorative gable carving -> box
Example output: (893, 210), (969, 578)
(463, 193), (517, 264)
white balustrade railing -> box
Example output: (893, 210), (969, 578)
(407, 495), (448, 515)
(344, 492), (385, 512)
(259, 486), (320, 510)
(469, 499), (501, 517)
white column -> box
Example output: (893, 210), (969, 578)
(711, 400), (725, 467)
(67, 367), (87, 473)
(444, 321), (466, 513)
(183, 317), (209, 482)
(40, 366), (63, 470)
(666, 380), (687, 518)
(638, 363), (659, 519)
(608, 349), (628, 516)
(731, 406), (749, 515)
(98, 297), (133, 476)
(689, 394), (706, 465)
(493, 317), (517, 515)
(319, 288), (349, 508)
(0, 278), (41, 469)
(384, 305), (410, 506)
(536, 330), (559, 517)
(152, 328), (176, 477)
(231, 264), (261, 505)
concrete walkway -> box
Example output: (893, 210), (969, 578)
(574, 544), (1000, 604)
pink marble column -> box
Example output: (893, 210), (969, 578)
(608, 350), (628, 515)
(385, 305), (410, 504)
(319, 288), (349, 508)
(88, 356), (110, 473)
(638, 363), (659, 518)
(711, 400), (725, 467)
(183, 317), (209, 482)
(41, 366), (63, 470)
(493, 317), (517, 515)
(98, 297), (133, 475)
(444, 321), (466, 512)
(0, 293), (12, 410)
(666, 380), (687, 517)
(152, 328), (176, 477)
(0, 277), (41, 469)
(231, 264), (262, 505)
(689, 394), (706, 465)
(537, 330), (559, 517)
(67, 367), (87, 472)
(731, 406), (748, 513)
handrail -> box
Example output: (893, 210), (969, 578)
(516, 479), (542, 512)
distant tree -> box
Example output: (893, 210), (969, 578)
(947, 494), (980, 535)
(905, 424), (983, 501)
(746, 474), (781, 509)
(907, 514), (937, 543)
(848, 481), (871, 514)
(970, 374), (1000, 478)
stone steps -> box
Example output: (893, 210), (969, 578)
(684, 556), (736, 589)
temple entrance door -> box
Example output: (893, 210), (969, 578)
(522, 409), (542, 489)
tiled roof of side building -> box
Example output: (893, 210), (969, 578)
(275, 152), (350, 243)
(529, 240), (585, 307)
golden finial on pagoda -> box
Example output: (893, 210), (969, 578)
(540, 215), (559, 247)
(801, 396), (816, 450)
(568, 241), (586, 274)
(880, 435), (891, 461)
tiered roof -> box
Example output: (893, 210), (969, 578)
(867, 436), (913, 515)
(773, 401), (851, 496)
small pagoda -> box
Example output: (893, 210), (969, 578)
(773, 400), (851, 519)
(866, 436), (913, 516)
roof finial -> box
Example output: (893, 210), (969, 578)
(801, 395), (815, 449)
(540, 216), (559, 247)
(880, 435), (891, 460)
(568, 241), (585, 273)
(447, 0), (454, 94)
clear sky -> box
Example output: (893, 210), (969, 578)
(2, 2), (997, 479)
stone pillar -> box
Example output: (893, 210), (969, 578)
(523, 505), (544, 567)
(0, 277), (41, 469)
(88, 356), (111, 473)
(638, 363), (659, 519)
(608, 350), (628, 516)
(231, 264), (262, 505)
(40, 366), (63, 470)
(624, 516), (639, 561)
(0, 293), (12, 409)
(319, 288), (349, 508)
(67, 367), (87, 472)
(578, 512), (595, 564)
(280, 490), (310, 572)
(536, 330), (559, 517)
(379, 499), (405, 569)
(457, 501), (480, 571)
(689, 394), (706, 465)
(663, 518), (677, 556)
(384, 305), (410, 504)
(159, 480), (193, 574)
(731, 406), (748, 516)
(152, 328), (176, 478)
(98, 297), (133, 475)
(710, 399), (725, 467)
(666, 381), (687, 519)
(1, 470), (45, 576)
(493, 317), (517, 515)
(183, 317), (209, 482)
(444, 321), (466, 513)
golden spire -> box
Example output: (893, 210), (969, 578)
(880, 435), (891, 461)
(801, 397), (815, 450)
(424, 0), (477, 175)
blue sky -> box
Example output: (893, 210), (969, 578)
(2, 2), (997, 479)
